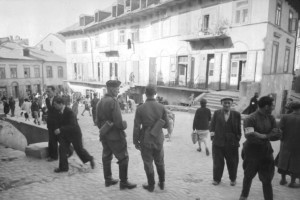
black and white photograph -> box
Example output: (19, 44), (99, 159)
(1, 0), (300, 199)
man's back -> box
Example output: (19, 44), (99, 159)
(193, 107), (211, 130)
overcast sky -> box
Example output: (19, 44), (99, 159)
(0, 0), (112, 46)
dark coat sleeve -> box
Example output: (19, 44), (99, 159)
(59, 109), (79, 135)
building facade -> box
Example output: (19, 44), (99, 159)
(60, 0), (299, 115)
(34, 33), (66, 58)
(0, 42), (67, 99)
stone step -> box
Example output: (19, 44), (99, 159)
(25, 142), (48, 159)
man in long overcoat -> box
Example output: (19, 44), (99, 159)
(277, 101), (300, 188)
(96, 80), (136, 190)
(45, 86), (59, 161)
(210, 97), (241, 186)
(133, 85), (169, 192)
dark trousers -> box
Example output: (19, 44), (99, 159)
(10, 107), (15, 117)
(212, 145), (239, 182)
(48, 127), (59, 159)
(241, 154), (274, 200)
(101, 139), (129, 182)
(92, 109), (96, 123)
(141, 145), (165, 186)
(58, 133), (92, 171)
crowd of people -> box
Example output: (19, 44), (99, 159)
(1, 84), (299, 200)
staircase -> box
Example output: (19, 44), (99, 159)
(190, 91), (240, 113)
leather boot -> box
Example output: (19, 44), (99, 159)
(103, 162), (112, 181)
(143, 173), (155, 192)
(119, 160), (136, 190)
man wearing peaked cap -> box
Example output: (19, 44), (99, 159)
(220, 97), (234, 103)
(96, 79), (137, 190)
(106, 80), (121, 88)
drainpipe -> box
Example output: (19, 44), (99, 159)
(219, 53), (223, 90)
(41, 60), (45, 93)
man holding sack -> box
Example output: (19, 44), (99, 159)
(96, 80), (136, 190)
(133, 85), (169, 192)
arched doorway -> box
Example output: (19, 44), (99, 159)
(11, 81), (19, 98)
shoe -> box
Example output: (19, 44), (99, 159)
(47, 157), (58, 162)
(54, 168), (68, 173)
(90, 158), (95, 169)
(105, 178), (119, 187)
(158, 182), (165, 190)
(212, 180), (220, 186)
(230, 180), (236, 186)
(142, 184), (154, 192)
(239, 196), (247, 200)
(197, 148), (202, 152)
(120, 181), (137, 190)
(205, 148), (210, 156)
(280, 179), (288, 185)
(288, 183), (300, 188)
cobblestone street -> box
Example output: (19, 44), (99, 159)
(1, 106), (300, 200)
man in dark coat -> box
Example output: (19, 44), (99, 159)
(210, 97), (241, 186)
(45, 86), (59, 161)
(8, 97), (15, 117)
(53, 96), (95, 172)
(96, 80), (136, 190)
(277, 101), (300, 188)
(133, 85), (169, 192)
(91, 93), (100, 125)
(239, 96), (282, 200)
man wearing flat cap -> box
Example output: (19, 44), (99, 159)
(277, 101), (300, 188)
(210, 97), (241, 186)
(95, 80), (137, 190)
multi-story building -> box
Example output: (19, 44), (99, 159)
(34, 33), (66, 58)
(0, 41), (67, 99)
(60, 0), (300, 115)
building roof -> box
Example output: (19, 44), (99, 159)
(0, 41), (65, 62)
(59, 0), (184, 35)
(34, 33), (66, 47)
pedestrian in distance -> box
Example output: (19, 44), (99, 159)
(21, 98), (31, 121)
(210, 97), (241, 186)
(8, 96), (15, 117)
(81, 95), (91, 116)
(31, 97), (41, 125)
(2, 97), (10, 117)
(189, 93), (195, 107)
(193, 98), (211, 156)
(277, 101), (300, 188)
(284, 98), (294, 114)
(165, 107), (175, 141)
(239, 96), (282, 200)
(133, 85), (169, 192)
(91, 93), (100, 125)
(52, 96), (95, 173)
(96, 80), (136, 190)
(72, 98), (80, 120)
(45, 86), (59, 161)
(246, 92), (259, 114)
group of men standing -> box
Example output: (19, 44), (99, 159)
(43, 80), (299, 199)
(193, 93), (300, 200)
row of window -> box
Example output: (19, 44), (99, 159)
(275, 0), (296, 33)
(271, 42), (290, 73)
(0, 66), (64, 79)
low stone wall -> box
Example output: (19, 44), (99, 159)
(3, 118), (49, 145)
